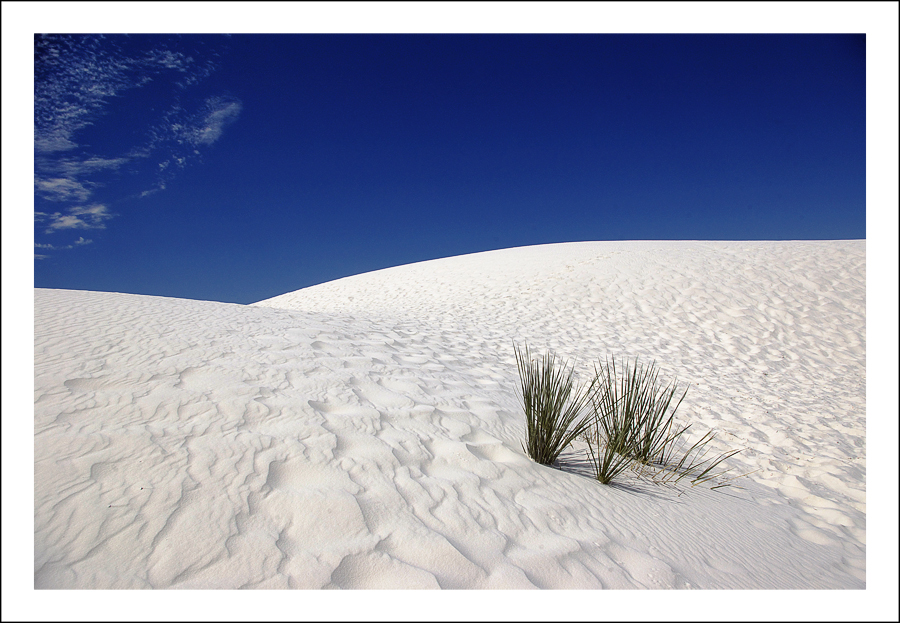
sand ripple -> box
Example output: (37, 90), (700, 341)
(34, 241), (865, 588)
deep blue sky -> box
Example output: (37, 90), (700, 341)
(33, 33), (866, 304)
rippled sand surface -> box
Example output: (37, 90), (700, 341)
(34, 240), (865, 590)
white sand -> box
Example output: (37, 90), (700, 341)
(28, 240), (880, 605)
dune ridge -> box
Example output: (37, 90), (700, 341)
(34, 240), (865, 589)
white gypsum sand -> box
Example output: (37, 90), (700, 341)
(33, 240), (865, 589)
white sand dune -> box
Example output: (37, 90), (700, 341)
(33, 240), (866, 592)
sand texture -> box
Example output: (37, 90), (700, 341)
(34, 240), (865, 589)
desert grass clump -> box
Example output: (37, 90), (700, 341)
(588, 355), (742, 487)
(514, 342), (595, 466)
(583, 396), (636, 484)
(592, 356), (689, 465)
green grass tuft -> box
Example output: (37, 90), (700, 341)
(514, 346), (743, 489)
(587, 355), (742, 487)
(514, 342), (595, 466)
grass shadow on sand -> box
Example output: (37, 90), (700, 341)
(552, 446), (675, 501)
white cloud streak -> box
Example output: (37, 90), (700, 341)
(35, 237), (93, 250)
(34, 35), (210, 157)
(39, 204), (114, 233)
(193, 97), (243, 146)
(34, 237), (93, 259)
(34, 178), (92, 202)
(34, 35), (240, 256)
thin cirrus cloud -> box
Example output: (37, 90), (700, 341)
(34, 34), (240, 258)
(36, 204), (114, 234)
(193, 97), (243, 146)
(34, 177), (92, 203)
(34, 236), (92, 260)
(148, 94), (243, 179)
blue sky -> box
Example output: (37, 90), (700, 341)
(28, 26), (869, 304)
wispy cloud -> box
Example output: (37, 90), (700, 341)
(35, 237), (93, 250)
(34, 34), (240, 257)
(37, 204), (114, 233)
(59, 157), (133, 175)
(35, 35), (157, 155)
(192, 97), (243, 146)
(34, 177), (92, 202)
(33, 35), (218, 157)
(34, 236), (93, 259)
